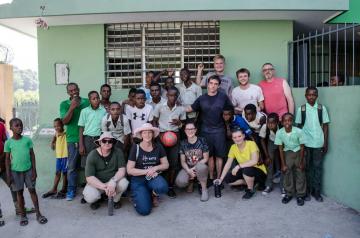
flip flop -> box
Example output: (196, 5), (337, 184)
(42, 191), (56, 198)
(36, 215), (48, 225)
(20, 216), (28, 226)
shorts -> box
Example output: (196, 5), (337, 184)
(11, 169), (36, 192)
(201, 131), (227, 158)
(56, 157), (68, 173)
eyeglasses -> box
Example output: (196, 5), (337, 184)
(262, 68), (274, 72)
(185, 128), (196, 131)
(101, 139), (114, 144)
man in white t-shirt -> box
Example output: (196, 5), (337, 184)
(231, 68), (264, 114)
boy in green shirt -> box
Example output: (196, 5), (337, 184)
(4, 118), (47, 226)
(275, 113), (306, 206)
(295, 86), (330, 202)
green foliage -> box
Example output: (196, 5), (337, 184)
(14, 89), (39, 106)
(13, 67), (38, 91)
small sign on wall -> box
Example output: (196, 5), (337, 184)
(55, 63), (69, 85)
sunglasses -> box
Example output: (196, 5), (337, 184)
(101, 139), (114, 144)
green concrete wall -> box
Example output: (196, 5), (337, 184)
(293, 87), (360, 211)
(0, 0), (348, 19)
(220, 20), (293, 83)
(329, 0), (360, 23)
(38, 24), (104, 127)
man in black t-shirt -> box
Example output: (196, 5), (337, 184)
(186, 75), (233, 184)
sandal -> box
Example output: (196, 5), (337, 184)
(42, 191), (56, 199)
(20, 216), (28, 226)
(114, 201), (122, 209)
(52, 192), (66, 199)
(36, 215), (48, 225)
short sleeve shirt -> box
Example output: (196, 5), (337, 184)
(274, 127), (305, 152)
(228, 141), (266, 174)
(125, 104), (153, 135)
(231, 84), (264, 112)
(179, 137), (209, 167)
(242, 111), (267, 133)
(85, 148), (126, 183)
(4, 136), (33, 172)
(259, 124), (277, 142)
(128, 143), (166, 170)
(60, 97), (90, 143)
(151, 102), (186, 132)
(295, 102), (330, 148)
(191, 92), (233, 134)
(146, 97), (166, 109)
(55, 132), (68, 158)
(101, 114), (129, 143)
(201, 72), (233, 97)
(78, 106), (107, 137)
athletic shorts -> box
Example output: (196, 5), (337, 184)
(56, 157), (68, 173)
(201, 131), (227, 158)
(11, 169), (36, 192)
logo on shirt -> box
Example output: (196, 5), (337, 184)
(133, 113), (146, 121)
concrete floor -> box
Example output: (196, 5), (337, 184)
(1, 181), (359, 238)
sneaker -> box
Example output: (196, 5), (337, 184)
(242, 189), (255, 200)
(282, 195), (293, 204)
(186, 181), (194, 193)
(152, 193), (160, 207)
(66, 190), (75, 201)
(90, 200), (101, 210)
(312, 192), (324, 202)
(262, 186), (272, 195)
(297, 197), (305, 206)
(167, 187), (177, 198)
(281, 188), (286, 198)
(200, 189), (209, 202)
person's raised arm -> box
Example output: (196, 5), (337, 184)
(196, 63), (205, 86)
(61, 98), (79, 125)
(283, 80), (294, 114)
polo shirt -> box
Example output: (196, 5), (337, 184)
(274, 127), (305, 152)
(295, 102), (330, 148)
(78, 105), (106, 137)
(151, 102), (186, 132)
(60, 97), (90, 143)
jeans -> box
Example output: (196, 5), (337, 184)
(130, 175), (168, 216)
(67, 142), (79, 193)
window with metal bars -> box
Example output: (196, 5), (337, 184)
(105, 21), (220, 89)
(289, 23), (360, 88)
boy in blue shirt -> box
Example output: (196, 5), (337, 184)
(295, 86), (330, 202)
(5, 118), (47, 226)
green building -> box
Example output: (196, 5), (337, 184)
(1, 0), (359, 210)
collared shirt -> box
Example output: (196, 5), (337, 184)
(151, 101), (186, 132)
(295, 102), (330, 148)
(78, 105), (106, 137)
(59, 97), (90, 143)
(274, 127), (305, 152)
(101, 114), (131, 143)
(146, 97), (166, 109)
(176, 82), (202, 118)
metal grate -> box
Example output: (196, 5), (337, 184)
(288, 23), (360, 88)
(105, 21), (220, 89)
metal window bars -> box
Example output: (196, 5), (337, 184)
(105, 21), (220, 89)
(288, 23), (360, 88)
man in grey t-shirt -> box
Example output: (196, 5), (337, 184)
(196, 54), (233, 97)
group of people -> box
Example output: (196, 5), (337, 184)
(0, 54), (330, 226)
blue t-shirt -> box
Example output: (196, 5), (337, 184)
(191, 92), (232, 134)
(231, 115), (252, 137)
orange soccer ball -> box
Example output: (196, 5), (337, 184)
(160, 131), (178, 147)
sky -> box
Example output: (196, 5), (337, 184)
(0, 25), (38, 71)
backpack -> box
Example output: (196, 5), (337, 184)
(299, 104), (323, 128)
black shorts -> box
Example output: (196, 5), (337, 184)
(224, 165), (266, 185)
(201, 131), (227, 158)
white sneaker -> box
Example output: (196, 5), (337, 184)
(281, 188), (286, 198)
(200, 189), (209, 202)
